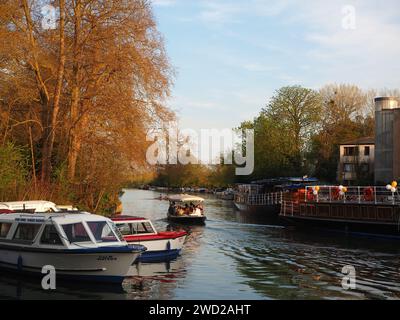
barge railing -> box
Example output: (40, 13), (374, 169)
(234, 192), (282, 206)
(303, 186), (400, 205)
(280, 186), (400, 224)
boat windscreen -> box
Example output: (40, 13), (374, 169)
(62, 223), (92, 243)
(87, 221), (120, 243)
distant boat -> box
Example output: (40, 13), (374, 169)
(0, 212), (145, 284)
(112, 215), (187, 262)
(219, 188), (234, 200)
(167, 194), (206, 225)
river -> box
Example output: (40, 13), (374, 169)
(1, 189), (400, 300)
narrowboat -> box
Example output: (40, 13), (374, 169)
(167, 194), (206, 224)
(112, 215), (187, 262)
(0, 212), (145, 284)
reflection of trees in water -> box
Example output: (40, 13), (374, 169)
(224, 228), (400, 300)
(123, 224), (205, 300)
(0, 274), (127, 300)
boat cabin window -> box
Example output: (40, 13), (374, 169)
(62, 223), (91, 243)
(13, 223), (42, 242)
(132, 221), (155, 234)
(87, 221), (119, 243)
(115, 223), (132, 236)
(40, 225), (63, 245)
(0, 222), (12, 238)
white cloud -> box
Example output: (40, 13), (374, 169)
(152, 0), (177, 7)
(298, 1), (400, 88)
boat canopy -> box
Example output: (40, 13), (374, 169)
(0, 201), (61, 212)
(168, 194), (204, 203)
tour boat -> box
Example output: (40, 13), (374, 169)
(167, 194), (206, 224)
(112, 216), (187, 262)
(0, 212), (145, 284)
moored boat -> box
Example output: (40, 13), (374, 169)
(233, 177), (318, 221)
(0, 212), (145, 284)
(112, 215), (187, 262)
(280, 185), (400, 238)
(167, 194), (206, 224)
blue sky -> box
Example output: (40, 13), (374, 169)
(152, 0), (400, 132)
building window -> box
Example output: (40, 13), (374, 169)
(344, 164), (355, 172)
(344, 147), (357, 156)
(364, 146), (370, 156)
(361, 163), (369, 172)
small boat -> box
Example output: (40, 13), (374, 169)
(167, 194), (206, 224)
(112, 216), (187, 262)
(0, 212), (145, 284)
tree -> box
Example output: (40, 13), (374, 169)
(0, 0), (174, 212)
(262, 85), (323, 172)
(311, 84), (376, 182)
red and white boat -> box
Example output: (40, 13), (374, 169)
(112, 216), (187, 263)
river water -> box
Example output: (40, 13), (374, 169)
(1, 189), (400, 300)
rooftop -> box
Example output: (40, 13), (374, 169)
(340, 136), (375, 146)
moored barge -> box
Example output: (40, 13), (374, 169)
(280, 185), (400, 238)
(233, 178), (318, 221)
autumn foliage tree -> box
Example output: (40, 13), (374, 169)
(0, 0), (174, 212)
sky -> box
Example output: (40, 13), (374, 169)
(151, 0), (400, 132)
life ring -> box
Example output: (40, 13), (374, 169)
(306, 189), (315, 201)
(363, 187), (374, 202)
(331, 187), (340, 201)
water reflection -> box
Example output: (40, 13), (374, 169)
(1, 189), (400, 300)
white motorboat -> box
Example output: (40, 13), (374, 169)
(0, 212), (145, 284)
(112, 216), (187, 262)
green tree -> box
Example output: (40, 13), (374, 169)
(262, 85), (323, 173)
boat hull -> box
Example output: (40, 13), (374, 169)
(127, 234), (186, 263)
(282, 216), (400, 239)
(167, 214), (206, 225)
(0, 245), (141, 284)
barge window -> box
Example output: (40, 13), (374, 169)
(87, 221), (118, 243)
(62, 223), (91, 243)
(0, 223), (12, 238)
(13, 223), (41, 242)
(40, 225), (63, 245)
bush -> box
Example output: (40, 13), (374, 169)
(0, 143), (28, 200)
